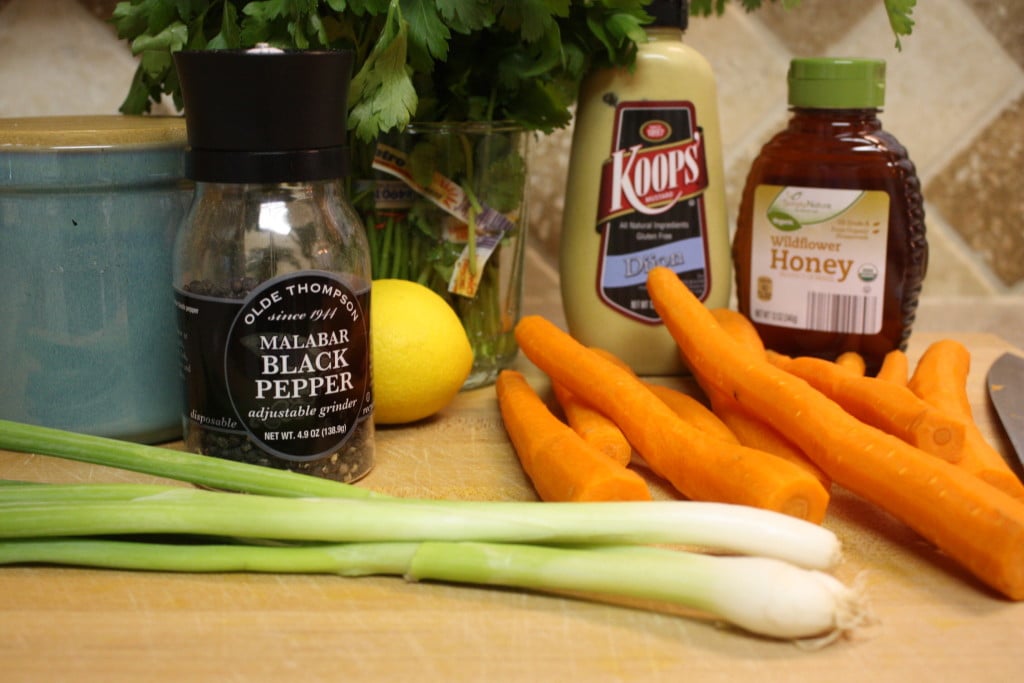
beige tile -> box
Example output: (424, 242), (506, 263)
(5, 0), (1011, 301)
(917, 212), (999, 297)
(76, 0), (120, 21)
(752, 0), (881, 56)
(526, 126), (572, 256)
(928, 95), (1024, 288)
(829, 0), (1024, 177)
(963, 0), (1024, 68)
(0, 0), (138, 117)
(687, 7), (792, 156)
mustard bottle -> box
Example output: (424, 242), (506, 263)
(559, 0), (730, 375)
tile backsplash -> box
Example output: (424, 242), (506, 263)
(3, 0), (1021, 298)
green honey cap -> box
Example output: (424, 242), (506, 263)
(788, 58), (886, 109)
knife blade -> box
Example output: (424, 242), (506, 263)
(986, 352), (1024, 482)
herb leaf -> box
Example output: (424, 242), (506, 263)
(348, 2), (417, 142)
(884, 0), (916, 49)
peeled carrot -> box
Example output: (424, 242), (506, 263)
(908, 340), (1024, 501)
(908, 339), (973, 417)
(770, 354), (966, 463)
(589, 347), (737, 444)
(875, 349), (909, 385)
(647, 265), (1024, 600)
(710, 308), (766, 356)
(514, 316), (830, 523)
(835, 352), (867, 376)
(712, 405), (832, 491)
(495, 370), (652, 502)
(645, 384), (739, 444)
(704, 310), (831, 489)
(550, 381), (632, 466)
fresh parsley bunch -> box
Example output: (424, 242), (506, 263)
(113, 1), (916, 137)
(112, 0), (654, 141)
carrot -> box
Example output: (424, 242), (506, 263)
(711, 404), (832, 491)
(589, 347), (738, 444)
(908, 340), (1024, 501)
(908, 339), (973, 417)
(703, 310), (831, 489)
(875, 349), (909, 385)
(495, 370), (652, 503)
(769, 354), (966, 463)
(550, 381), (633, 466)
(710, 308), (766, 356)
(647, 265), (1024, 600)
(835, 351), (867, 376)
(514, 316), (831, 523)
(645, 384), (739, 444)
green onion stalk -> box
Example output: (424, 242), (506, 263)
(0, 419), (842, 569)
(0, 536), (867, 643)
(0, 419), (868, 642)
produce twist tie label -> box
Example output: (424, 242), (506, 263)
(372, 143), (513, 298)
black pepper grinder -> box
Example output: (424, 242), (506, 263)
(172, 47), (374, 482)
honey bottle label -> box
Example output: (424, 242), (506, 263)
(594, 100), (712, 322)
(747, 184), (890, 333)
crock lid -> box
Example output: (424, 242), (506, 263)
(0, 116), (186, 149)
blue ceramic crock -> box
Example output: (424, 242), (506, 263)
(0, 116), (191, 443)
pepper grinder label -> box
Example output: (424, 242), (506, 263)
(176, 271), (371, 461)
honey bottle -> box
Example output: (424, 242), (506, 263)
(733, 58), (927, 374)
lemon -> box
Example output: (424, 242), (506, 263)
(371, 279), (474, 425)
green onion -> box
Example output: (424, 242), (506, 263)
(0, 537), (867, 642)
(0, 419), (866, 642)
(0, 483), (841, 570)
(0, 419), (379, 500)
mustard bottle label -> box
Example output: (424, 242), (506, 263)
(594, 101), (712, 322)
(747, 184), (890, 333)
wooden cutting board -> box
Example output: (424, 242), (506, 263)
(1, 332), (1022, 683)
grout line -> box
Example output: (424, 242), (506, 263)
(917, 78), (1024, 187)
(919, 206), (1005, 296)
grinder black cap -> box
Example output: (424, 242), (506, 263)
(647, 0), (688, 30)
(174, 48), (353, 183)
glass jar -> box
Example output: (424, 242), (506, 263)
(358, 121), (530, 389)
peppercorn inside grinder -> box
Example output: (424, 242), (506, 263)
(172, 47), (374, 482)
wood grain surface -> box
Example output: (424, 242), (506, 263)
(1, 332), (1022, 682)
